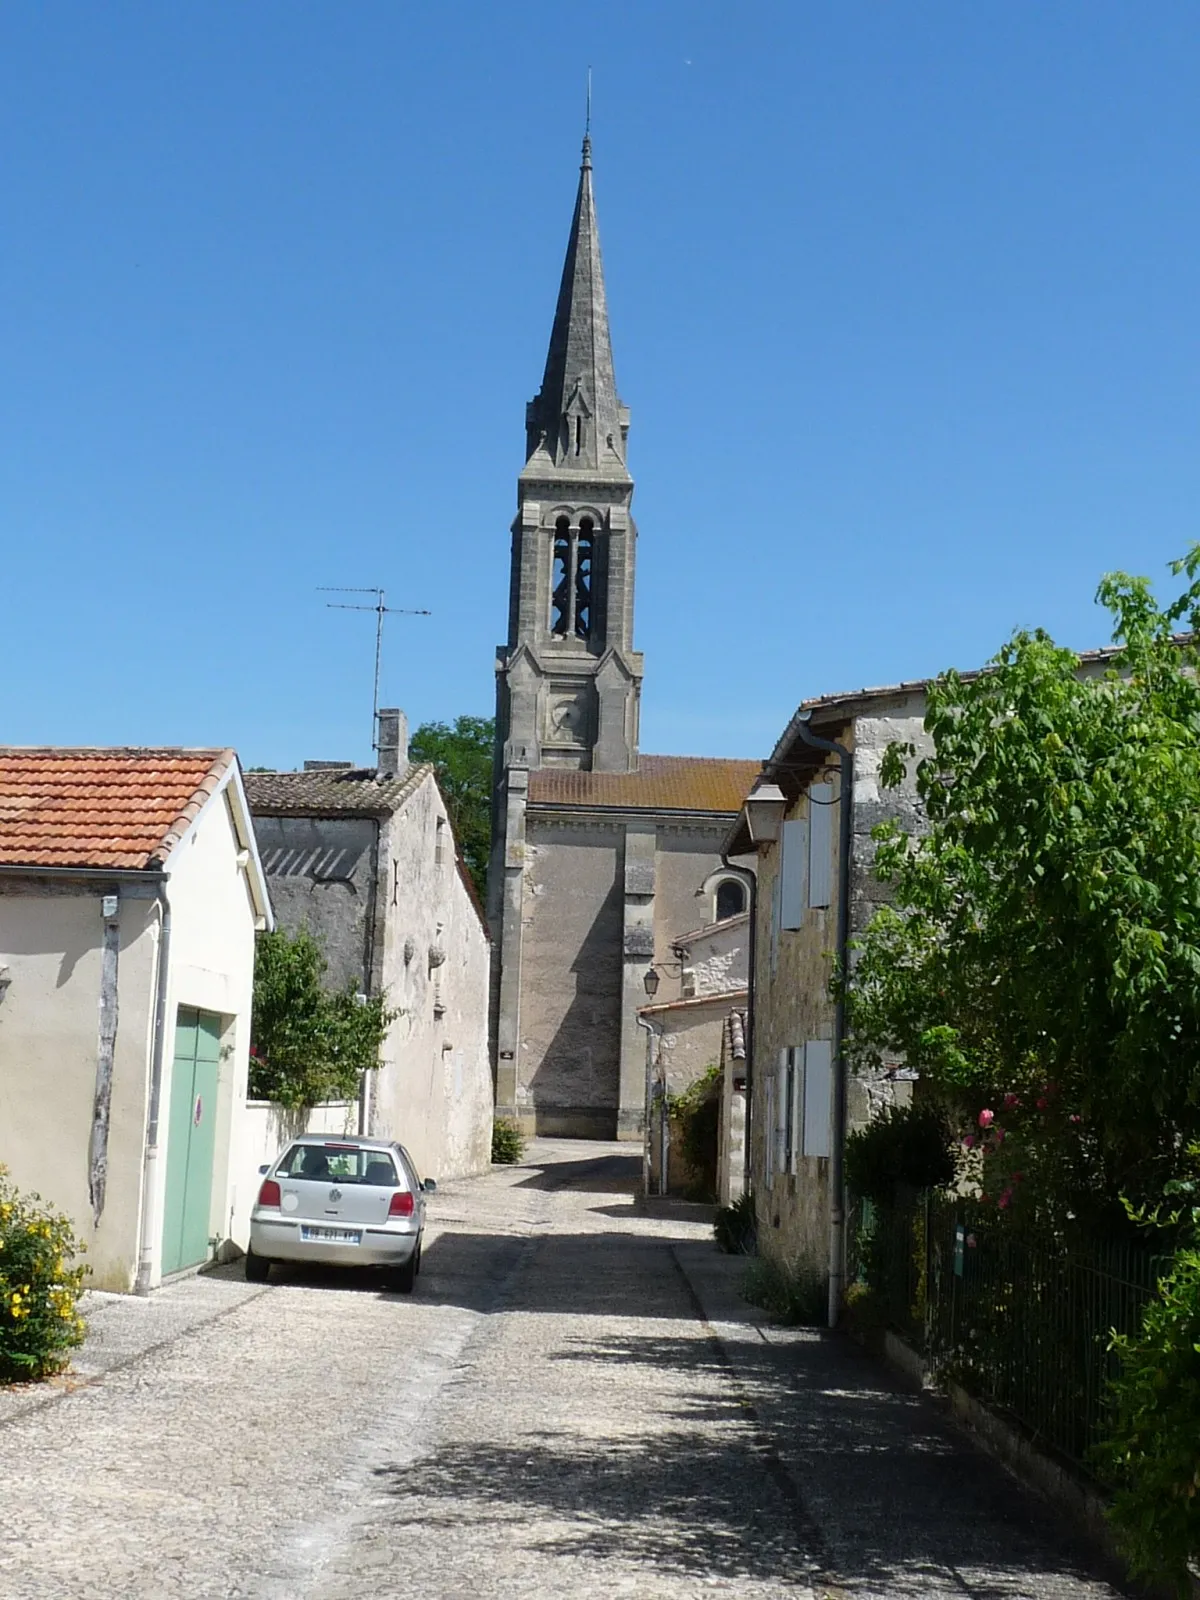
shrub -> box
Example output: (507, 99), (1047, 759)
(714, 1190), (758, 1255)
(670, 1063), (722, 1201)
(741, 1255), (827, 1326)
(844, 1101), (956, 1205)
(491, 1117), (525, 1165)
(0, 1166), (87, 1384)
(1096, 1244), (1200, 1595)
(250, 927), (393, 1111)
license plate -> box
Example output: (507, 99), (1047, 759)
(300, 1225), (362, 1245)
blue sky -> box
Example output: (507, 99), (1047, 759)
(3, 3), (1198, 767)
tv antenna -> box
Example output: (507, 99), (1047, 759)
(319, 586), (431, 751)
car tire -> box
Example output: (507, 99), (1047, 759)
(391, 1253), (417, 1294)
(415, 1235), (423, 1275)
(245, 1248), (271, 1284)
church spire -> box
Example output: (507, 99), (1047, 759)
(525, 136), (629, 475)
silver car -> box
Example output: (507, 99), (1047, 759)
(246, 1135), (435, 1293)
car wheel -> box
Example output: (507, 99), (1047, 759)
(391, 1253), (417, 1294)
(245, 1248), (271, 1284)
(415, 1235), (423, 1275)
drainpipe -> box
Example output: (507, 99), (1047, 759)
(134, 887), (172, 1296)
(787, 713), (853, 1330)
(722, 852), (757, 1195)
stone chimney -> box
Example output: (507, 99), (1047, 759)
(376, 708), (408, 776)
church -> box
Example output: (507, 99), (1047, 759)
(489, 134), (759, 1139)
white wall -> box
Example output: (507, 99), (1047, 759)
(0, 885), (159, 1292)
(226, 1100), (357, 1250)
(370, 773), (493, 1181)
(147, 785), (262, 1287)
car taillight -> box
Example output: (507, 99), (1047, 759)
(388, 1190), (414, 1218)
(258, 1178), (281, 1208)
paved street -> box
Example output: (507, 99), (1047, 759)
(0, 1141), (1131, 1599)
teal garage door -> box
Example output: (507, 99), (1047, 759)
(162, 1008), (222, 1275)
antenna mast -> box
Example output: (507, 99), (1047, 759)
(319, 586), (432, 752)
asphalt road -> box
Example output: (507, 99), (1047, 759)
(0, 1141), (1133, 1599)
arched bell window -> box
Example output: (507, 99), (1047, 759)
(548, 515), (594, 641)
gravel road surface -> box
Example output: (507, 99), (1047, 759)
(0, 1141), (1133, 1599)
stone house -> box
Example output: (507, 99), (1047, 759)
(723, 646), (1129, 1313)
(489, 133), (758, 1137)
(245, 710), (493, 1183)
(723, 682), (932, 1312)
(0, 747), (272, 1292)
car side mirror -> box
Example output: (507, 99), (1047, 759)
(422, 1178), (438, 1193)
(258, 1164), (270, 1175)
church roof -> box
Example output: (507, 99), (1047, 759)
(523, 135), (629, 478)
(245, 763), (432, 818)
(527, 755), (760, 816)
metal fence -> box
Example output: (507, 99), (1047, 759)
(848, 1192), (1165, 1474)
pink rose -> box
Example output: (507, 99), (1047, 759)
(998, 1189), (1013, 1210)
(1003, 1093), (1021, 1110)
(1036, 1097), (1048, 1111)
(1069, 1114), (1082, 1125)
(978, 1109), (995, 1128)
(963, 1135), (976, 1150)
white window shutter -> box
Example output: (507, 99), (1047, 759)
(780, 818), (808, 930)
(775, 1050), (789, 1178)
(789, 1047), (803, 1174)
(802, 1039), (833, 1158)
(807, 783), (834, 909)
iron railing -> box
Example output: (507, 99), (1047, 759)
(850, 1192), (1165, 1474)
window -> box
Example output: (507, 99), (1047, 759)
(550, 516), (571, 634)
(548, 515), (593, 640)
(575, 517), (593, 639)
(714, 877), (746, 922)
(276, 1143), (399, 1187)
(435, 816), (447, 866)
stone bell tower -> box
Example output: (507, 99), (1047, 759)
(494, 132), (644, 777)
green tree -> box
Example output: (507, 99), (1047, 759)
(410, 715), (494, 899)
(848, 551), (1200, 1225)
(250, 928), (392, 1111)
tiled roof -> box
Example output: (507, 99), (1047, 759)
(0, 748), (235, 870)
(528, 755), (759, 815)
(245, 763), (432, 817)
(638, 986), (749, 1018)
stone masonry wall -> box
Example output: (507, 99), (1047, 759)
(520, 819), (624, 1136)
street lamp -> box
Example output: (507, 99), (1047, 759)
(742, 779), (788, 844)
(642, 966), (661, 998)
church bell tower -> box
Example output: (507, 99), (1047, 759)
(494, 134), (644, 776)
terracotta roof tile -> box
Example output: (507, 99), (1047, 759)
(527, 755), (759, 815)
(0, 748), (235, 870)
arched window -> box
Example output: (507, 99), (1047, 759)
(715, 878), (747, 923)
(575, 517), (593, 639)
(548, 515), (593, 640)
(550, 516), (570, 634)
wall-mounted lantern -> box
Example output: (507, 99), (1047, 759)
(743, 779), (788, 845)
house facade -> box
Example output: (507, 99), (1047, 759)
(245, 708), (493, 1184)
(0, 748), (272, 1293)
(488, 135), (758, 1137)
(724, 685), (931, 1301)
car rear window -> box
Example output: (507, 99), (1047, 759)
(277, 1144), (401, 1187)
